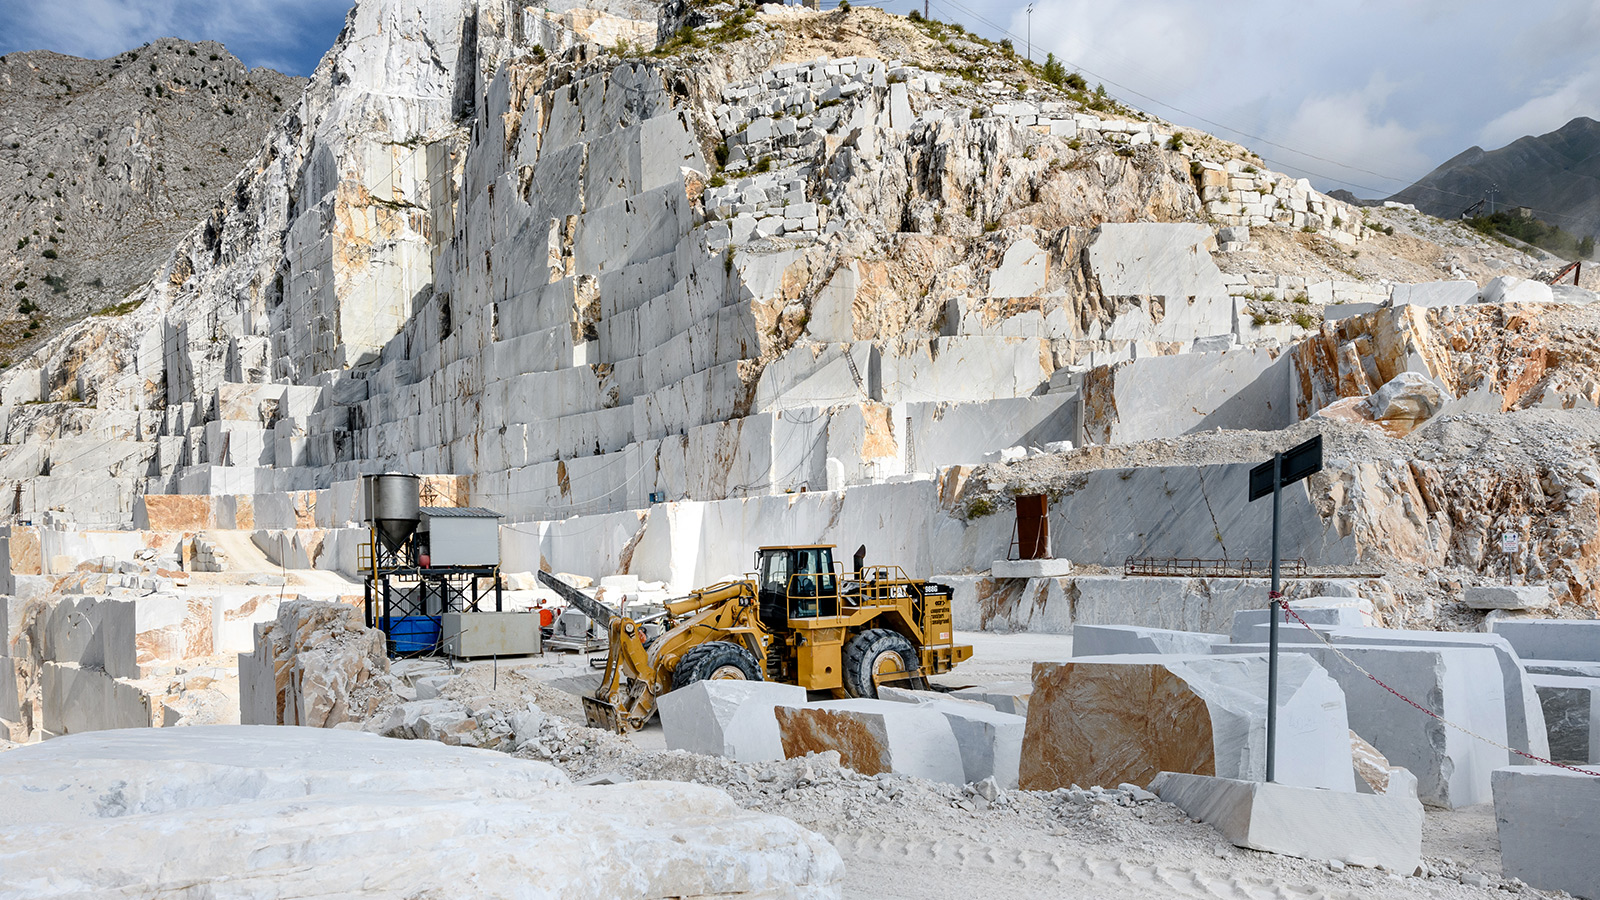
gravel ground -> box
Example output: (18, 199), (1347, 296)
(389, 643), (1552, 900)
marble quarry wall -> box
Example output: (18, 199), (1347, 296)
(0, 0), (1594, 633)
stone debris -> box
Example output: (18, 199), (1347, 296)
(238, 601), (395, 729)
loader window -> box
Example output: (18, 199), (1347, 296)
(760, 552), (790, 595)
(789, 548), (836, 618)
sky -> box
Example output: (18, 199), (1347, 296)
(2, 0), (1597, 199)
(0, 0), (354, 78)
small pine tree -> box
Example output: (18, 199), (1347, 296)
(1581, 235), (1596, 259)
(1041, 53), (1066, 86)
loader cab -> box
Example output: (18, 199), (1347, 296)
(756, 545), (839, 627)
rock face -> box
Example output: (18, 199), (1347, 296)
(0, 725), (844, 899)
(1018, 654), (1355, 792)
(238, 601), (395, 728)
(0, 41), (302, 362)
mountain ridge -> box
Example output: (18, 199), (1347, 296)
(0, 38), (303, 364)
(1388, 116), (1600, 246)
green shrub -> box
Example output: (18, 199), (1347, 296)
(708, 174), (726, 188)
(41, 248), (57, 259)
(908, 8), (923, 21)
(12, 281), (25, 291)
(1166, 132), (1185, 151)
(1291, 311), (1315, 329)
(964, 496), (994, 519)
(1041, 53), (1066, 86)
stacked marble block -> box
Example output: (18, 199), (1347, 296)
(1192, 159), (1363, 244)
(709, 57), (909, 244)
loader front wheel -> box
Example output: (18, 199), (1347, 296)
(672, 641), (764, 690)
(843, 629), (926, 699)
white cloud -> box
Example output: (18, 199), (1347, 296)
(1479, 65), (1600, 149)
(1273, 80), (1434, 193)
(985, 0), (1600, 195)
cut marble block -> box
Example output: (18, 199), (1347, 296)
(775, 699), (966, 785)
(1229, 599), (1366, 642)
(0, 726), (843, 898)
(1532, 674), (1600, 765)
(658, 680), (807, 763)
(1463, 585), (1550, 610)
(951, 680), (1032, 716)
(1493, 766), (1600, 898)
(1071, 624), (1226, 657)
(42, 595), (139, 679)
(869, 689), (1025, 788)
(1251, 626), (1550, 769)
(1152, 772), (1423, 873)
(1019, 654), (1354, 792)
(40, 662), (154, 734)
(1218, 642), (1508, 807)
(1490, 619), (1600, 663)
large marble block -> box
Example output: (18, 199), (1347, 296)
(658, 680), (807, 763)
(40, 662), (153, 734)
(42, 595), (139, 679)
(1019, 654), (1354, 792)
(1152, 772), (1423, 873)
(873, 691), (1025, 788)
(950, 680), (1032, 716)
(1490, 619), (1600, 663)
(1532, 674), (1600, 765)
(1071, 624), (1225, 658)
(1492, 766), (1600, 898)
(1218, 642), (1509, 807)
(775, 699), (966, 785)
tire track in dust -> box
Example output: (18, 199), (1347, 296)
(821, 829), (1355, 900)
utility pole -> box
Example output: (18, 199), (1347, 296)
(925, 0), (929, 18)
(1026, 3), (1034, 60)
(1490, 183), (1498, 216)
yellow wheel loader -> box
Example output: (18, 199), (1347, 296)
(538, 545), (974, 733)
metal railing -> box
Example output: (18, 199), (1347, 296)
(1123, 556), (1308, 578)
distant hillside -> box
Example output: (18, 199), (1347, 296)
(1388, 117), (1600, 250)
(0, 39), (303, 363)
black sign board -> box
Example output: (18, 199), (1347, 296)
(1248, 435), (1323, 502)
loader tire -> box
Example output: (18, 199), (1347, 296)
(672, 641), (764, 690)
(843, 629), (926, 699)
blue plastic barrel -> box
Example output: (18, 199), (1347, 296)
(385, 615), (441, 653)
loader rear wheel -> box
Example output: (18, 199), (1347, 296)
(843, 629), (926, 699)
(672, 641), (764, 690)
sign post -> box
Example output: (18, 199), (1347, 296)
(1248, 434), (1323, 783)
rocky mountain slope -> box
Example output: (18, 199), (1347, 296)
(0, 39), (302, 364)
(1388, 116), (1600, 247)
